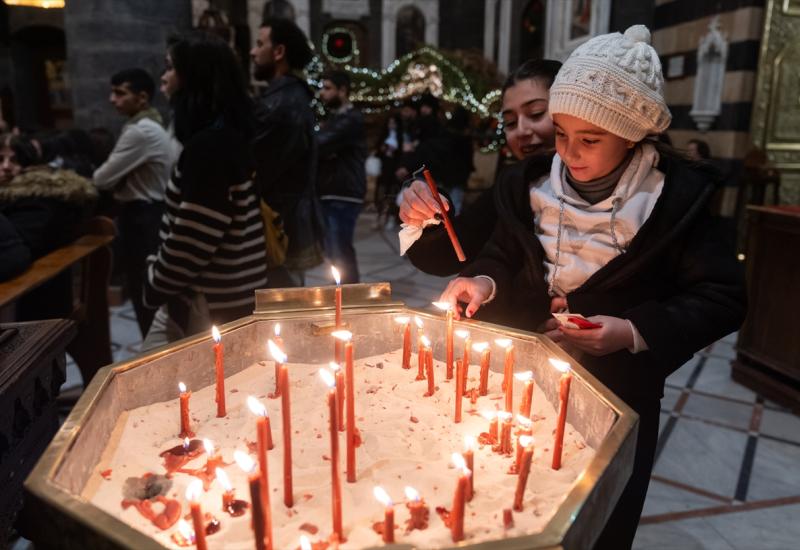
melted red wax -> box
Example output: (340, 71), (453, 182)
(159, 439), (204, 476)
(100, 469), (112, 480)
(225, 499), (249, 517)
(122, 496), (182, 530)
(478, 432), (496, 446)
(435, 506), (452, 527)
(177, 454), (228, 490)
(299, 523), (319, 534)
(404, 501), (430, 532)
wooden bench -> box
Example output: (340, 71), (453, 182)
(0, 216), (115, 386)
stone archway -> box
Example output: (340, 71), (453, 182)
(381, 0), (438, 67)
(395, 5), (425, 58)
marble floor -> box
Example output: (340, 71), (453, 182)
(46, 211), (799, 550)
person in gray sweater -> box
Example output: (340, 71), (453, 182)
(93, 68), (173, 337)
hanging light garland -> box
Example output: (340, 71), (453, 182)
(321, 27), (360, 65)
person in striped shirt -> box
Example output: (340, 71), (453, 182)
(142, 31), (267, 350)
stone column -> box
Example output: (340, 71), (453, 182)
(64, 0), (193, 134)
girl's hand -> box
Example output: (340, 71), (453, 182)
(398, 179), (449, 227)
(550, 296), (567, 313)
(439, 277), (493, 320)
(557, 315), (633, 356)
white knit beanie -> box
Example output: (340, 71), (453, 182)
(548, 25), (671, 142)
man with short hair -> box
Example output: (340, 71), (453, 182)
(317, 70), (367, 284)
(251, 17), (324, 287)
(93, 68), (171, 337)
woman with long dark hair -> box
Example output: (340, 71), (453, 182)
(142, 31), (267, 349)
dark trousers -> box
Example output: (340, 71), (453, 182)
(593, 398), (661, 549)
(117, 200), (164, 337)
(321, 200), (362, 284)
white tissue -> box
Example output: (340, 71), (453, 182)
(398, 218), (441, 256)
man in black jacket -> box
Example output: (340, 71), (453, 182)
(251, 17), (323, 286)
(317, 71), (367, 284)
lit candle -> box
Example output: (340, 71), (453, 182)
(215, 467), (235, 511)
(432, 302), (454, 380)
(269, 340), (293, 507)
(395, 316), (411, 370)
(404, 486), (429, 531)
(235, 451), (266, 550)
(299, 535), (312, 550)
(211, 326), (226, 418)
(178, 382), (193, 438)
(482, 410), (498, 443)
(373, 486), (395, 543)
(319, 369), (343, 543)
(173, 519), (193, 547)
(201, 439), (224, 488)
(550, 358), (572, 470)
(464, 436), (476, 502)
(454, 359), (463, 423)
(513, 436), (534, 511)
(414, 315), (424, 356)
(422, 336), (434, 396)
(497, 411), (513, 455)
(332, 266), (343, 363)
(516, 371), (534, 418)
(272, 324), (283, 397)
(450, 453), (470, 543)
(186, 479), (208, 550)
(247, 397), (274, 549)
(496, 338), (514, 412)
(330, 362), (345, 432)
(472, 342), (490, 396)
(333, 330), (357, 483)
(456, 330), (471, 393)
(513, 416), (533, 473)
(416, 328), (427, 382)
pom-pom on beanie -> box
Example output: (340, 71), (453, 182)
(548, 25), (671, 141)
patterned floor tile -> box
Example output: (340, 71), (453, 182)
(641, 478), (725, 517)
(692, 356), (756, 403)
(633, 517), (736, 550)
(746, 438), (800, 501)
(759, 408), (800, 444)
(680, 392), (754, 431)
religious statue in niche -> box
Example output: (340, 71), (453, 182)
(690, 16), (728, 132)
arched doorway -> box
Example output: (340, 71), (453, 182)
(519, 0), (546, 63)
(10, 25), (69, 130)
(395, 5), (425, 57)
(263, 0), (296, 20)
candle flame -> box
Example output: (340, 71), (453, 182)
(178, 519), (193, 539)
(472, 341), (489, 352)
(497, 411), (513, 421)
(519, 435), (534, 447)
(431, 301), (451, 312)
(234, 450), (256, 473)
(464, 435), (477, 451)
(183, 437), (190, 450)
(203, 438), (214, 455)
(268, 339), (287, 363)
(331, 329), (352, 342)
(328, 361), (341, 372)
(331, 265), (341, 285)
(420, 335), (431, 348)
(516, 415), (532, 427)
(394, 315), (410, 324)
(299, 535), (312, 550)
(274, 323), (281, 337)
(185, 479), (202, 502)
(451, 452), (470, 475)
(455, 329), (470, 339)
(178, 382), (187, 393)
(549, 357), (571, 373)
(247, 396), (268, 417)
(404, 486), (420, 502)
(319, 368), (336, 388)
(215, 467), (232, 492)
(373, 486), (393, 507)
(414, 316), (423, 329)
(494, 338), (512, 348)
(515, 370), (534, 382)
(211, 325), (221, 343)
(480, 410), (496, 421)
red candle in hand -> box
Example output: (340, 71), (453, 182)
(333, 330), (357, 483)
(464, 436), (476, 501)
(550, 358), (572, 470)
(319, 369), (344, 542)
(516, 371), (534, 418)
(496, 339), (514, 413)
(472, 342), (490, 396)
(455, 359), (464, 423)
(186, 480), (208, 550)
(272, 324), (283, 397)
(514, 436), (534, 511)
(456, 330), (471, 393)
(235, 451), (266, 550)
(395, 316), (412, 370)
(450, 453), (470, 543)
(211, 326), (226, 417)
(247, 397), (274, 548)
(373, 486), (395, 543)
(268, 340), (293, 507)
(178, 382), (193, 438)
(332, 266), (343, 363)
(330, 362), (345, 432)
(432, 302), (454, 380)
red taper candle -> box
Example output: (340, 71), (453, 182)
(550, 358), (572, 470)
(212, 326), (225, 417)
(373, 486), (394, 543)
(235, 451), (266, 550)
(319, 369), (344, 542)
(514, 436), (534, 511)
(186, 480), (208, 550)
(450, 453), (470, 542)
(455, 359), (464, 423)
(178, 382), (193, 438)
(334, 330), (357, 483)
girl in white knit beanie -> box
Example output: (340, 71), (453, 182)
(439, 25), (746, 549)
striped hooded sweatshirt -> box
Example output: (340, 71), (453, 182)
(144, 126), (267, 314)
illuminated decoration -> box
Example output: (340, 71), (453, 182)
(322, 27), (360, 65)
(3, 0), (64, 7)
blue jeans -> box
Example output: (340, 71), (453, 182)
(322, 200), (362, 283)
